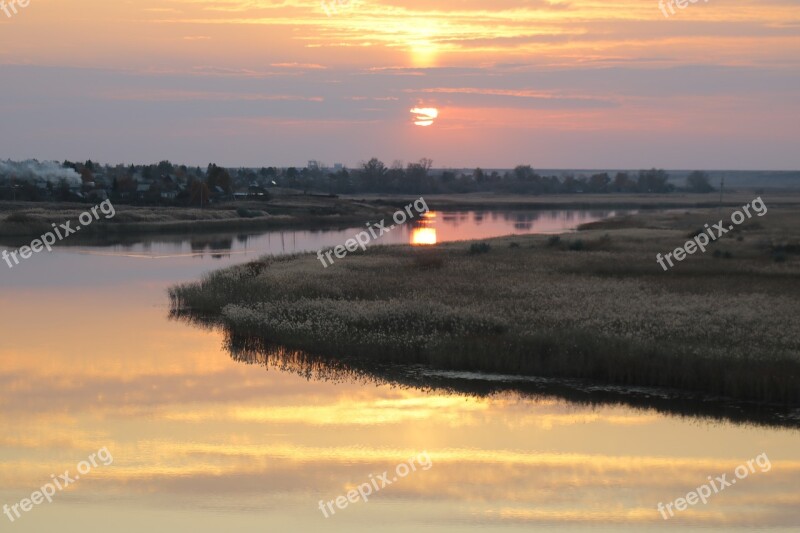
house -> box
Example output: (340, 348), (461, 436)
(136, 183), (151, 200)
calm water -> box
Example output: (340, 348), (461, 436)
(1, 209), (798, 532)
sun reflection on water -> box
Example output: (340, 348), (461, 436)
(411, 211), (438, 245)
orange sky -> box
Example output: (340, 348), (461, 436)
(0, 0), (798, 168)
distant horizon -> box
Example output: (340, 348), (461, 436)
(2, 158), (799, 174)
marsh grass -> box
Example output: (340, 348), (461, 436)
(0, 197), (394, 240)
(170, 203), (800, 405)
(468, 242), (491, 254)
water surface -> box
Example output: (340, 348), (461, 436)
(1, 209), (798, 532)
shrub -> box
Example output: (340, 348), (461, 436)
(568, 239), (585, 251)
(509, 242), (520, 249)
(547, 235), (561, 247)
(469, 242), (491, 255)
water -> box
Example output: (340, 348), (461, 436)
(0, 209), (798, 532)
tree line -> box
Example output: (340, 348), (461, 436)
(287, 159), (716, 195)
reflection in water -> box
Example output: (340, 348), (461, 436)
(2, 208), (799, 532)
(404, 209), (620, 247)
(410, 211), (438, 245)
(37, 208), (628, 259)
(218, 327), (800, 430)
(190, 236), (235, 259)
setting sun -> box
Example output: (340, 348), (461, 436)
(411, 107), (439, 127)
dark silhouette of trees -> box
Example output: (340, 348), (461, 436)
(637, 168), (671, 193)
(612, 172), (636, 192)
(157, 160), (175, 175)
(189, 179), (211, 207)
(404, 158), (433, 193)
(686, 171), (714, 193)
(206, 163), (232, 194)
(358, 158), (388, 191)
(588, 173), (611, 193)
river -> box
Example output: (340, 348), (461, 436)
(1, 209), (798, 532)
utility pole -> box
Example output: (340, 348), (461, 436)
(718, 175), (725, 215)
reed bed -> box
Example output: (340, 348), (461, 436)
(169, 204), (800, 405)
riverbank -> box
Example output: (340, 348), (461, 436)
(169, 198), (800, 406)
(5, 191), (798, 243)
(0, 193), (394, 244)
(351, 191), (800, 211)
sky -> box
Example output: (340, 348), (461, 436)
(0, 0), (798, 169)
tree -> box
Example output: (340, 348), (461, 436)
(686, 171), (714, 193)
(206, 163), (232, 194)
(56, 179), (71, 201)
(588, 173), (610, 193)
(637, 168), (671, 193)
(329, 168), (352, 194)
(562, 174), (579, 193)
(405, 158), (433, 193)
(157, 160), (174, 175)
(513, 165), (537, 181)
(358, 158), (388, 191)
(189, 179), (211, 207)
(385, 161), (406, 192)
(612, 172), (636, 193)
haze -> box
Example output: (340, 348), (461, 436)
(0, 0), (798, 169)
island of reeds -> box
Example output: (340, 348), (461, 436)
(169, 203), (800, 406)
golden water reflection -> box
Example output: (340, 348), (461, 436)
(0, 220), (798, 532)
(410, 211), (438, 245)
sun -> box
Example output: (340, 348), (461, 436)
(410, 107), (439, 127)
(409, 39), (438, 68)
(406, 23), (441, 67)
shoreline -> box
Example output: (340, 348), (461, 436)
(0, 195), (396, 245)
(168, 200), (800, 407)
(215, 336), (800, 428)
(4, 191), (798, 243)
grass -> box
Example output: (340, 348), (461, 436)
(169, 201), (800, 405)
(0, 194), (394, 242)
